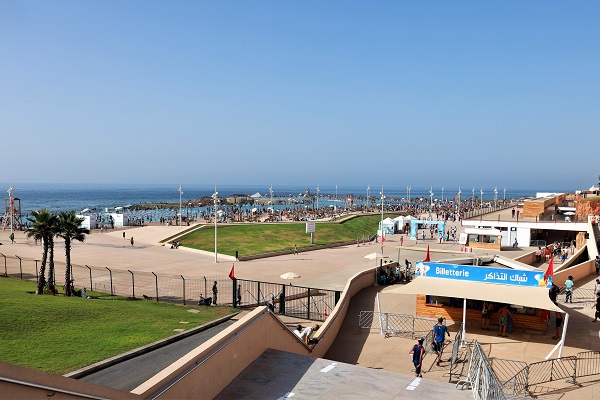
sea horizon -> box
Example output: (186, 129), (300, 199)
(0, 181), (580, 216)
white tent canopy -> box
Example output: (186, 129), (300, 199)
(250, 192), (262, 198)
(386, 277), (561, 312)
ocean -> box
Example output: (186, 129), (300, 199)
(0, 182), (563, 216)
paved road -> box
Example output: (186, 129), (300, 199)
(79, 319), (237, 392)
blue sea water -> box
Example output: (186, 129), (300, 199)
(0, 182), (567, 216)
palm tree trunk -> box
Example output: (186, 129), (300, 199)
(36, 241), (48, 294)
(48, 235), (55, 293)
(64, 238), (72, 296)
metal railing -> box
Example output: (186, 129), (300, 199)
(457, 340), (506, 400)
(236, 278), (340, 321)
(358, 311), (441, 338)
(448, 323), (464, 382)
(557, 286), (596, 302)
(502, 351), (600, 396)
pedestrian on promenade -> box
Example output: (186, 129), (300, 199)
(565, 276), (574, 303)
(9, 232), (14, 244)
(481, 301), (492, 330)
(498, 304), (513, 337)
(553, 312), (563, 340)
(594, 279), (600, 297)
(409, 337), (425, 378)
(212, 281), (218, 305)
(592, 292), (600, 323)
(237, 284), (242, 307)
(595, 255), (600, 275)
(433, 317), (450, 366)
(123, 231), (125, 240)
(130, 236), (134, 247)
(294, 244), (297, 255)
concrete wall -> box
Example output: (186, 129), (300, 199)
(0, 362), (138, 400)
(133, 266), (377, 399)
(552, 259), (595, 286)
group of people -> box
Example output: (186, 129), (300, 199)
(293, 324), (319, 345)
(481, 302), (514, 337)
(378, 263), (413, 285)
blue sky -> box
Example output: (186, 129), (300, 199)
(1, 1), (598, 191)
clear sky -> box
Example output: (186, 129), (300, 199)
(1, 1), (598, 191)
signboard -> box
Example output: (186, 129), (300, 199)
(306, 221), (316, 233)
(414, 262), (552, 288)
(459, 233), (468, 245)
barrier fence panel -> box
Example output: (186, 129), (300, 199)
(527, 357), (577, 386)
(575, 351), (600, 378)
(488, 357), (527, 389)
(558, 287), (595, 303)
(469, 340), (506, 400)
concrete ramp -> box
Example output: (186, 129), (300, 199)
(493, 255), (537, 271)
(215, 349), (474, 400)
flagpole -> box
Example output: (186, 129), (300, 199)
(212, 187), (219, 263)
(178, 183), (183, 226)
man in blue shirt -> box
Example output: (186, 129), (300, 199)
(433, 317), (451, 366)
(565, 276), (574, 303)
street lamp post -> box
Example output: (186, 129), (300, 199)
(408, 186), (411, 204)
(380, 186), (385, 254)
(503, 187), (506, 201)
(367, 185), (370, 212)
(472, 187), (475, 200)
(316, 185), (320, 214)
(269, 184), (273, 205)
(429, 186), (434, 215)
(480, 189), (484, 209)
(442, 186), (444, 203)
(457, 187), (462, 220)
(494, 187), (498, 208)
(178, 183), (183, 226)
(7, 186), (14, 235)
(212, 188), (219, 263)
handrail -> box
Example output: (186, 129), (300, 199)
(0, 376), (112, 400)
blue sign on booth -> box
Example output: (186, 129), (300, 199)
(414, 262), (552, 288)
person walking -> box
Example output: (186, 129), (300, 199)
(409, 337), (425, 378)
(552, 312), (563, 340)
(481, 301), (492, 330)
(294, 244), (297, 255)
(592, 292), (600, 323)
(565, 276), (574, 303)
(212, 281), (218, 305)
(9, 232), (14, 244)
(130, 236), (134, 247)
(595, 255), (600, 275)
(433, 317), (450, 366)
(498, 304), (513, 337)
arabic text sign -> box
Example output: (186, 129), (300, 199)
(415, 262), (551, 288)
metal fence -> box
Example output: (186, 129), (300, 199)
(236, 278), (340, 321)
(448, 323), (464, 382)
(457, 340), (506, 400)
(358, 311), (441, 338)
(0, 253), (340, 316)
(503, 351), (600, 396)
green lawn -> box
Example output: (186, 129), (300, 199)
(180, 214), (399, 257)
(0, 277), (235, 375)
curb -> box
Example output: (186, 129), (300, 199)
(64, 312), (239, 379)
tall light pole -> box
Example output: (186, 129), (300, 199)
(408, 186), (411, 204)
(503, 187), (506, 201)
(457, 187), (461, 220)
(472, 187), (475, 201)
(480, 188), (484, 209)
(494, 187), (498, 207)
(316, 185), (320, 213)
(367, 185), (370, 212)
(429, 186), (434, 215)
(441, 186), (444, 203)
(7, 186), (14, 235)
(212, 188), (219, 263)
(380, 186), (385, 254)
(178, 183), (183, 226)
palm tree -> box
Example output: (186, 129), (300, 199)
(26, 209), (57, 294)
(57, 211), (89, 296)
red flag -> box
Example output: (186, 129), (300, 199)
(381, 235), (386, 243)
(423, 245), (430, 262)
(229, 264), (235, 280)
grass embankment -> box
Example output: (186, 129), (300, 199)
(0, 278), (235, 375)
(180, 214), (399, 257)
